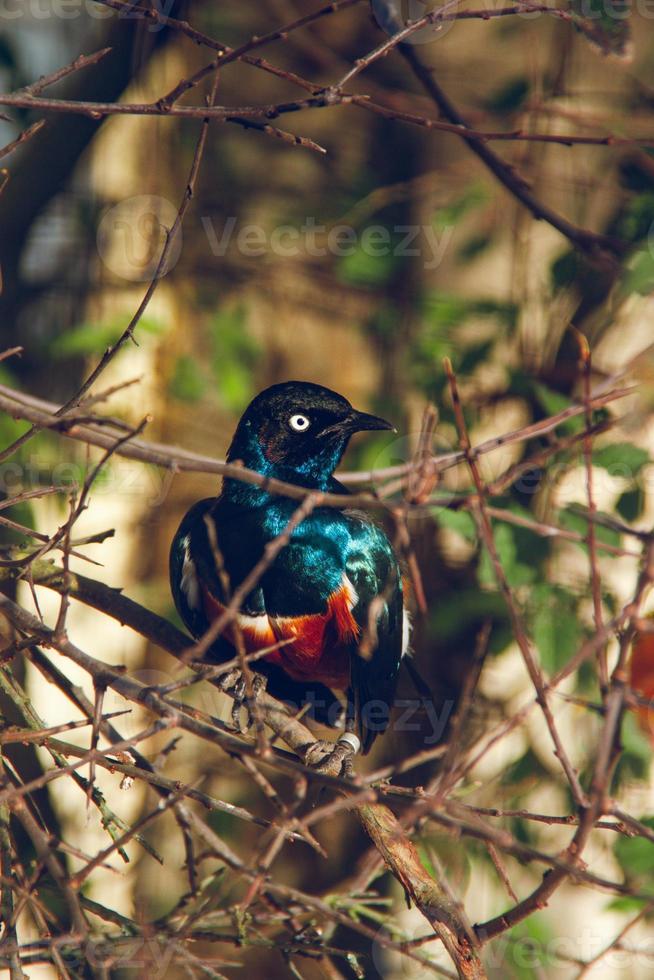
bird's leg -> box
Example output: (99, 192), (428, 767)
(304, 733), (360, 778)
(214, 669), (267, 733)
(304, 691), (359, 778)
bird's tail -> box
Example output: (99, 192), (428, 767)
(402, 653), (435, 701)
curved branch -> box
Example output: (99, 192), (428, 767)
(0, 380), (632, 495)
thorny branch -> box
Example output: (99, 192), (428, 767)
(1, 4), (654, 976)
(0, 359), (652, 975)
(0, 0), (650, 260)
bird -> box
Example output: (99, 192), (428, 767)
(169, 381), (408, 775)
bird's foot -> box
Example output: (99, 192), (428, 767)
(303, 733), (360, 779)
(217, 669), (266, 734)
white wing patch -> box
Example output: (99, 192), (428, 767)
(342, 574), (359, 609)
(180, 535), (201, 610)
(345, 569), (409, 658)
(273, 573), (359, 628)
(237, 612), (271, 635)
(401, 606), (412, 658)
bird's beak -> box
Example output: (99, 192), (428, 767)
(319, 409), (396, 439)
(348, 409), (396, 434)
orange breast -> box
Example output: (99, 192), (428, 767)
(201, 584), (358, 691)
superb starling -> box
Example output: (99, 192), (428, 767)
(170, 381), (408, 773)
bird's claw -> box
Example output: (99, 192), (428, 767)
(304, 737), (358, 779)
(217, 669), (266, 734)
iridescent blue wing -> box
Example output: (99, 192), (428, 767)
(169, 498), (344, 724)
(344, 514), (405, 753)
(170, 499), (221, 641)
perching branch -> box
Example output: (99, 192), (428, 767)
(0, 562), (486, 979)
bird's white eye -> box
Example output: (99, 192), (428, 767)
(289, 413), (311, 432)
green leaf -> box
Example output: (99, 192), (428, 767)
(559, 508), (622, 550)
(592, 442), (649, 478)
(620, 247), (654, 296)
(505, 748), (549, 785)
(168, 355), (206, 403)
(529, 584), (582, 673)
(477, 506), (549, 591)
(51, 316), (165, 358)
(478, 522), (536, 589)
(51, 321), (121, 357)
(0, 412), (28, 446)
(508, 916), (556, 978)
(621, 711), (653, 765)
(531, 382), (583, 434)
(416, 843), (437, 879)
(209, 306), (259, 412)
(471, 299), (518, 329)
(606, 895), (654, 914)
(570, 0), (632, 60)
(422, 291), (468, 328)
(428, 588), (507, 645)
(550, 249), (581, 291)
(616, 486), (645, 522)
(435, 508), (477, 543)
(432, 182), (488, 230)
(219, 361), (255, 414)
(485, 77), (529, 114)
(458, 233), (493, 263)
(419, 293), (516, 335)
(336, 240), (396, 286)
(1, 500), (35, 546)
(458, 340), (495, 375)
(611, 189), (654, 244)
(0, 363), (18, 386)
(614, 816), (654, 889)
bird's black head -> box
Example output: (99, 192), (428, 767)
(224, 381), (394, 493)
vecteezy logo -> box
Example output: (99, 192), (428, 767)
(365, 428), (461, 506)
(371, 0), (457, 45)
(97, 194), (182, 282)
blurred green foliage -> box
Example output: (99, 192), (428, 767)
(50, 316), (165, 358)
(209, 305), (259, 412)
(167, 305), (259, 413)
(613, 815), (654, 893)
